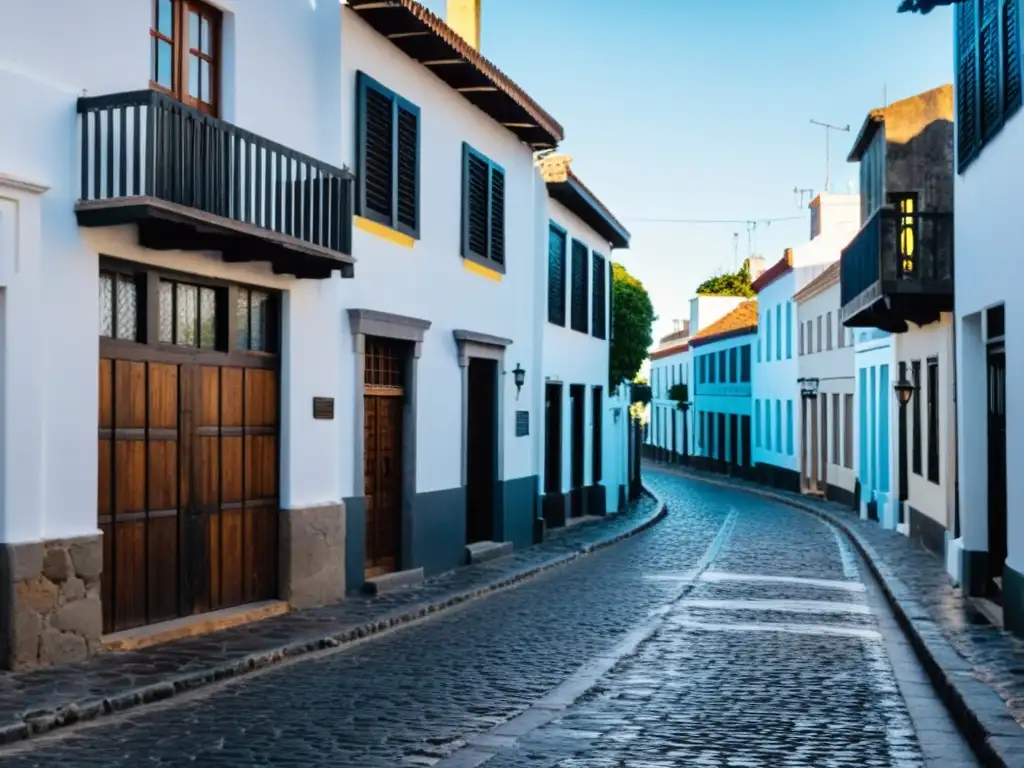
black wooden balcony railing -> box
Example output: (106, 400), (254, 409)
(839, 207), (953, 332)
(76, 90), (354, 279)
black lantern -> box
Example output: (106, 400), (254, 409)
(512, 363), (526, 400)
(798, 377), (819, 400)
(894, 378), (915, 408)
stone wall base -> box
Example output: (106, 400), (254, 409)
(279, 504), (346, 610)
(0, 534), (103, 671)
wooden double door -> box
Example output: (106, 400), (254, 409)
(98, 357), (279, 634)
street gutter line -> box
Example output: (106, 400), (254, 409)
(429, 507), (739, 768)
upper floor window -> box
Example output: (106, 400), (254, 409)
(889, 192), (919, 277)
(547, 224), (566, 326)
(592, 253), (607, 340)
(957, 0), (1022, 170)
(859, 130), (885, 224)
(766, 311), (772, 362)
(570, 239), (589, 333)
(785, 302), (793, 359)
(740, 345), (751, 382)
(150, 0), (221, 115)
(356, 72), (420, 238)
(775, 304), (782, 360)
(100, 272), (140, 342)
(708, 352), (717, 383)
(462, 144), (505, 271)
(729, 347), (738, 383)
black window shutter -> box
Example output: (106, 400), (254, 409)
(957, 2), (979, 166)
(489, 167), (505, 266)
(396, 103), (419, 235)
(570, 239), (589, 333)
(981, 0), (1001, 136)
(591, 253), (606, 339)
(359, 76), (394, 223)
(1006, 0), (1022, 115)
(547, 225), (566, 326)
(464, 151), (490, 259)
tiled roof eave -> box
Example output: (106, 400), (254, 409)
(689, 326), (758, 348)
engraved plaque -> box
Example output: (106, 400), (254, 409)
(312, 397), (335, 420)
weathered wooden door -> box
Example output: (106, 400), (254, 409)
(363, 338), (405, 577)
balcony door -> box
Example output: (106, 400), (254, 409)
(150, 0), (221, 116)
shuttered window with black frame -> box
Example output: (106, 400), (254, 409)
(355, 71), (419, 238)
(956, 0), (1022, 171)
(570, 239), (589, 333)
(592, 252), (607, 340)
(461, 143), (506, 272)
(548, 223), (567, 325)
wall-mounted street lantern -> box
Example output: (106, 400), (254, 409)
(798, 377), (820, 400)
(894, 378), (916, 408)
(894, 376), (917, 525)
(612, 407), (622, 424)
(512, 363), (526, 400)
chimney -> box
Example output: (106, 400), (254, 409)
(447, 0), (481, 50)
(746, 255), (767, 282)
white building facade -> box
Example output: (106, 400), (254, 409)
(0, 0), (630, 669)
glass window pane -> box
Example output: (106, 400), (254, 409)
(176, 283), (197, 347)
(250, 291), (268, 351)
(159, 281), (173, 343)
(116, 276), (137, 341)
(156, 40), (172, 88)
(200, 60), (210, 102)
(236, 290), (250, 349)
(200, 17), (211, 54)
(188, 54), (200, 98)
(199, 287), (216, 348)
(189, 11), (199, 49)
(99, 274), (113, 338)
(157, 0), (173, 36)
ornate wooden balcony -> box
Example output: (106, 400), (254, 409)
(839, 208), (953, 332)
(77, 90), (355, 279)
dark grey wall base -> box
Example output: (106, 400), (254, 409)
(569, 487), (585, 519)
(412, 486), (467, 577)
(501, 475), (538, 550)
(542, 492), (569, 529)
(1003, 563), (1024, 638)
(584, 485), (607, 517)
(533, 516), (547, 544)
(908, 505), (947, 560)
(617, 485), (626, 512)
(755, 463), (802, 494)
(825, 483), (857, 511)
(342, 496), (366, 595)
(960, 549), (990, 597)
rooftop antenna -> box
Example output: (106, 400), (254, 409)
(809, 119), (851, 193)
(732, 231), (739, 268)
(793, 186), (814, 209)
(746, 220), (757, 258)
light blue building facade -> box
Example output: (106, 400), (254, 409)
(854, 328), (898, 528)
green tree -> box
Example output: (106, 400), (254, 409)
(695, 258), (755, 298)
(610, 262), (656, 391)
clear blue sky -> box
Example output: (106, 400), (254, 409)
(420, 0), (954, 342)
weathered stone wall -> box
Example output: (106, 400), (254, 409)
(279, 504), (346, 610)
(0, 534), (103, 670)
(886, 119), (955, 213)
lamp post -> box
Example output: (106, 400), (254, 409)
(680, 400), (691, 465)
(894, 377), (916, 526)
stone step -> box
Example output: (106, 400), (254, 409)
(362, 567), (425, 596)
(466, 540), (513, 564)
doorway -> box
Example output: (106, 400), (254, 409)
(569, 385), (586, 517)
(729, 414), (739, 470)
(544, 382), (563, 508)
(363, 337), (405, 578)
(717, 413), (727, 471)
(466, 358), (498, 544)
(819, 393), (829, 490)
(988, 342), (1007, 598)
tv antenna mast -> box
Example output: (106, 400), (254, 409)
(732, 231), (739, 268)
(793, 187), (814, 209)
(809, 119), (850, 193)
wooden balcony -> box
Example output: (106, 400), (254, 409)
(76, 90), (355, 279)
(839, 208), (953, 332)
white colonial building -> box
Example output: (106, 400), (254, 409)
(751, 193), (859, 493)
(0, 0), (629, 669)
(793, 262), (856, 508)
(948, 0), (1021, 633)
(647, 319), (691, 463)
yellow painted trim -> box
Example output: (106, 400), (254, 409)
(354, 216), (415, 248)
(463, 259), (503, 281)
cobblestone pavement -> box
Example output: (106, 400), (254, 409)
(1, 471), (977, 767)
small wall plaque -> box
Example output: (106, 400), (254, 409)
(515, 410), (530, 437)
(312, 397), (335, 420)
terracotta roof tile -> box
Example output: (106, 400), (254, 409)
(348, 0), (564, 147)
(689, 300), (759, 347)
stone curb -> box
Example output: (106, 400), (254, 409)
(0, 488), (667, 748)
(648, 463), (1024, 768)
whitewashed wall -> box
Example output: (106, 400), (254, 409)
(649, 347), (692, 457)
(752, 272), (799, 472)
(339, 8), (540, 498)
(854, 329), (899, 528)
(0, 0), (345, 542)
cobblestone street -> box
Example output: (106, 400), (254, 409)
(0, 471), (978, 767)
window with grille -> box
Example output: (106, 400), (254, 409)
(570, 239), (589, 333)
(365, 337), (405, 392)
(462, 143), (505, 270)
(957, 0), (1022, 170)
(356, 71), (420, 238)
(150, 0), (221, 115)
(99, 272), (140, 342)
(158, 279), (219, 349)
(548, 224), (566, 326)
(592, 253), (607, 339)
(235, 287), (273, 352)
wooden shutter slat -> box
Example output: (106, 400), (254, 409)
(981, 17), (1001, 135)
(570, 239), (588, 333)
(489, 167), (505, 266)
(1006, 0), (1022, 114)
(957, 1), (979, 166)
(362, 83), (394, 221)
(466, 154), (489, 258)
(591, 253), (606, 340)
(396, 104), (418, 233)
(547, 226), (566, 326)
